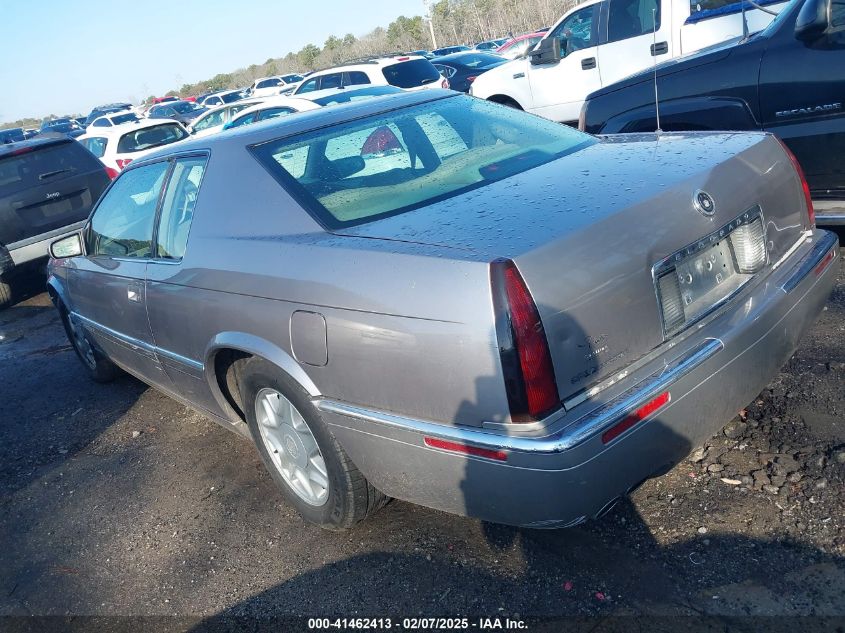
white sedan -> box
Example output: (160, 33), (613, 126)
(77, 119), (190, 177)
(224, 86), (403, 131)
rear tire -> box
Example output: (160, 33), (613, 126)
(59, 306), (120, 383)
(238, 357), (388, 529)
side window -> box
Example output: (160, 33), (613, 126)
(551, 5), (598, 53)
(832, 0), (845, 31)
(258, 107), (296, 120)
(607, 0), (660, 42)
(344, 71), (371, 86)
(87, 162), (169, 258)
(230, 112), (259, 128)
(156, 157), (207, 260)
(208, 97), (221, 106)
(93, 119), (108, 127)
(194, 110), (224, 130)
(82, 137), (108, 158)
(320, 73), (343, 90)
(297, 78), (319, 94)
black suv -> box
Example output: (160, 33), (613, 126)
(580, 0), (845, 225)
(0, 135), (110, 306)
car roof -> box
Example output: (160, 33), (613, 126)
(79, 118), (185, 139)
(307, 55), (426, 76)
(0, 133), (70, 158)
(137, 89), (456, 163)
(434, 51), (505, 63)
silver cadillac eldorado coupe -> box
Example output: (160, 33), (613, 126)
(47, 90), (838, 529)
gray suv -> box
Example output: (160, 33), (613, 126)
(47, 91), (837, 529)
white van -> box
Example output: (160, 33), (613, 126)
(470, 0), (787, 123)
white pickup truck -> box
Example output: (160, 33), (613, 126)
(470, 0), (788, 124)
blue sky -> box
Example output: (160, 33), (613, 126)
(0, 0), (423, 122)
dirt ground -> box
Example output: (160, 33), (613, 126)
(0, 250), (842, 632)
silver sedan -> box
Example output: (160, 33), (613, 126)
(47, 90), (838, 528)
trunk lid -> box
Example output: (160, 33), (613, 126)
(339, 132), (808, 402)
(0, 138), (110, 247)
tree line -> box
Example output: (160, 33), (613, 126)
(162, 0), (578, 99)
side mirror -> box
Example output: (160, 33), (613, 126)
(795, 0), (830, 40)
(50, 233), (83, 259)
(529, 37), (561, 65)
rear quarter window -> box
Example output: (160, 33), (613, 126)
(382, 59), (441, 88)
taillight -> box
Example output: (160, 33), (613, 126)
(777, 138), (814, 228)
(601, 392), (670, 444)
(466, 76), (478, 84)
(115, 158), (133, 170)
(105, 166), (119, 180)
(491, 259), (560, 423)
(441, 77), (450, 89)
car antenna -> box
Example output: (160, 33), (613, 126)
(652, 7), (662, 133)
(741, 0), (749, 39)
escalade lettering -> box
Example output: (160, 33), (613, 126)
(775, 103), (842, 118)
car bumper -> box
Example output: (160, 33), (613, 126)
(318, 230), (839, 527)
(814, 200), (845, 227)
(6, 221), (86, 268)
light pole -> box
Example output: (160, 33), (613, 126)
(423, 0), (438, 49)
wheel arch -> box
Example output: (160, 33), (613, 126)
(486, 94), (525, 110)
(204, 332), (321, 423)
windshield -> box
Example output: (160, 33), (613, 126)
(111, 112), (138, 125)
(117, 123), (188, 153)
(220, 91), (243, 103)
(252, 95), (595, 229)
(758, 0), (799, 35)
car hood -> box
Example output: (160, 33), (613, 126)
(588, 36), (746, 99)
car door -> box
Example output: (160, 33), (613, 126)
(68, 160), (171, 387)
(597, 0), (670, 87)
(527, 3), (602, 123)
(144, 156), (215, 406)
(758, 0), (845, 198)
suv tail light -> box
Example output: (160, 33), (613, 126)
(466, 76), (478, 84)
(115, 158), (133, 170)
(491, 259), (560, 423)
(441, 77), (450, 89)
(777, 138), (814, 228)
(105, 166), (119, 180)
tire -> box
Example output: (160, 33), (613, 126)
(0, 277), (11, 309)
(238, 356), (387, 529)
(58, 305), (120, 383)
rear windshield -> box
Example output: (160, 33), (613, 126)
(252, 95), (594, 229)
(382, 59), (441, 88)
(0, 141), (98, 195)
(445, 53), (506, 68)
(220, 91), (243, 103)
(311, 86), (399, 106)
(117, 124), (188, 153)
(111, 112), (138, 125)
(171, 101), (199, 114)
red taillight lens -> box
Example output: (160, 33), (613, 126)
(424, 437), (507, 461)
(115, 158), (133, 170)
(466, 76), (478, 84)
(777, 138), (814, 228)
(441, 78), (450, 89)
(105, 166), (119, 180)
(601, 391), (670, 444)
(491, 259), (560, 422)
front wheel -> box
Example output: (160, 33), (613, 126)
(238, 357), (387, 529)
(59, 306), (120, 383)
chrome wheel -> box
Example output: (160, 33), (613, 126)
(255, 388), (329, 507)
(69, 315), (96, 369)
